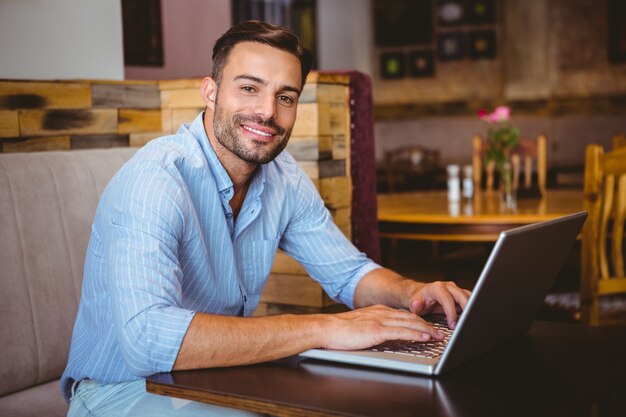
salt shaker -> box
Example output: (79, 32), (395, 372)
(447, 164), (460, 203)
(462, 165), (473, 199)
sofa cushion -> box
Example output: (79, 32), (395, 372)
(0, 148), (136, 398)
(0, 380), (68, 417)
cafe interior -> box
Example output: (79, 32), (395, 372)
(1, 1), (626, 416)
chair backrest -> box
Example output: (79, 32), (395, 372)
(580, 144), (626, 325)
(384, 144), (440, 193)
(0, 148), (136, 396)
(472, 134), (547, 195)
(612, 132), (626, 150)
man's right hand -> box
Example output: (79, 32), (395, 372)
(320, 304), (446, 351)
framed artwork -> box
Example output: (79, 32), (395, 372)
(121, 0), (164, 66)
(608, 0), (626, 63)
(409, 50), (435, 77)
(467, 0), (495, 25)
(374, 0), (434, 46)
(438, 0), (465, 27)
(438, 32), (465, 61)
(380, 53), (406, 79)
(232, 0), (318, 67)
(469, 30), (496, 59)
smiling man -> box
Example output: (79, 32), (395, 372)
(61, 21), (470, 417)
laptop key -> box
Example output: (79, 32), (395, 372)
(368, 326), (453, 358)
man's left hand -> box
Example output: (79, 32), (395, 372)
(408, 281), (472, 329)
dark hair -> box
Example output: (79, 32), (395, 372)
(211, 20), (313, 89)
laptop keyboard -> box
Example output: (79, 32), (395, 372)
(367, 320), (454, 359)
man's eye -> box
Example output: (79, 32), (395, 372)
(241, 86), (256, 93)
(278, 95), (295, 105)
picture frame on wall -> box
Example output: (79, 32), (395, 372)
(232, 0), (318, 68)
(468, 30), (496, 59)
(121, 0), (164, 66)
(380, 52), (406, 79)
(467, 0), (495, 25)
(608, 0), (626, 63)
(374, 0), (434, 47)
(409, 50), (435, 77)
(438, 0), (465, 27)
(438, 32), (465, 61)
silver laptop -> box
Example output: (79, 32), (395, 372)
(300, 211), (587, 375)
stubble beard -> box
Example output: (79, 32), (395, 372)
(212, 103), (292, 165)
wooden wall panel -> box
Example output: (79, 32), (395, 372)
(19, 109), (118, 136)
(0, 81), (91, 110)
(70, 134), (129, 150)
(170, 108), (204, 133)
(286, 136), (330, 161)
(0, 111), (19, 138)
(161, 89), (204, 109)
(2, 136), (70, 153)
(129, 131), (162, 147)
(319, 177), (351, 209)
(271, 250), (307, 275)
(260, 273), (334, 308)
(118, 109), (161, 134)
(92, 84), (160, 109)
(330, 207), (351, 238)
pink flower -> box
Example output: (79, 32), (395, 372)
(477, 109), (488, 120)
(489, 106), (511, 123)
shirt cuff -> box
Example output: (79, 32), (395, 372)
(340, 262), (383, 309)
(148, 307), (196, 373)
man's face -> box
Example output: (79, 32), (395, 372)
(210, 42), (302, 165)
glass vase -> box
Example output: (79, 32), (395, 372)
(499, 161), (517, 211)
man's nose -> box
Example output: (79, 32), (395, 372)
(254, 94), (276, 120)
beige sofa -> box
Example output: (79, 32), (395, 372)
(0, 148), (136, 417)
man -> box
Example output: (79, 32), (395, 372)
(62, 20), (470, 416)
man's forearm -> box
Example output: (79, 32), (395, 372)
(173, 312), (329, 370)
(353, 267), (425, 309)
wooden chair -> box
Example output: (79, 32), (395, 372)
(472, 134), (547, 195)
(384, 145), (440, 193)
(580, 144), (626, 325)
(612, 132), (626, 150)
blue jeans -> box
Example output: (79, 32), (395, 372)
(67, 379), (264, 417)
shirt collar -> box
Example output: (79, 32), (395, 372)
(187, 112), (233, 193)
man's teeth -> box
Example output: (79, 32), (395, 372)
(243, 125), (273, 137)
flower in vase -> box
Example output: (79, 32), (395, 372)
(478, 105), (519, 169)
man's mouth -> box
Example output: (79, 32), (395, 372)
(241, 124), (275, 138)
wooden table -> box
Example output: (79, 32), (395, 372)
(377, 189), (583, 242)
(146, 321), (626, 417)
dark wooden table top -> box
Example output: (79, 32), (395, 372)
(147, 321), (626, 417)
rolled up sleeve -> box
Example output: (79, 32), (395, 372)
(101, 163), (195, 376)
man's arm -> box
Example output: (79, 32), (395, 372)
(173, 269), (471, 371)
(353, 267), (472, 329)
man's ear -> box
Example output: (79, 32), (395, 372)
(200, 77), (217, 110)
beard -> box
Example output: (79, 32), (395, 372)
(212, 103), (292, 165)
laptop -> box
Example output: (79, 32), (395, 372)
(299, 211), (587, 375)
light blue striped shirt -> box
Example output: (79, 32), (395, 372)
(61, 113), (379, 399)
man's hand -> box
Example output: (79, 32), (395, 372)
(321, 304), (447, 351)
(354, 268), (472, 334)
(407, 281), (472, 329)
